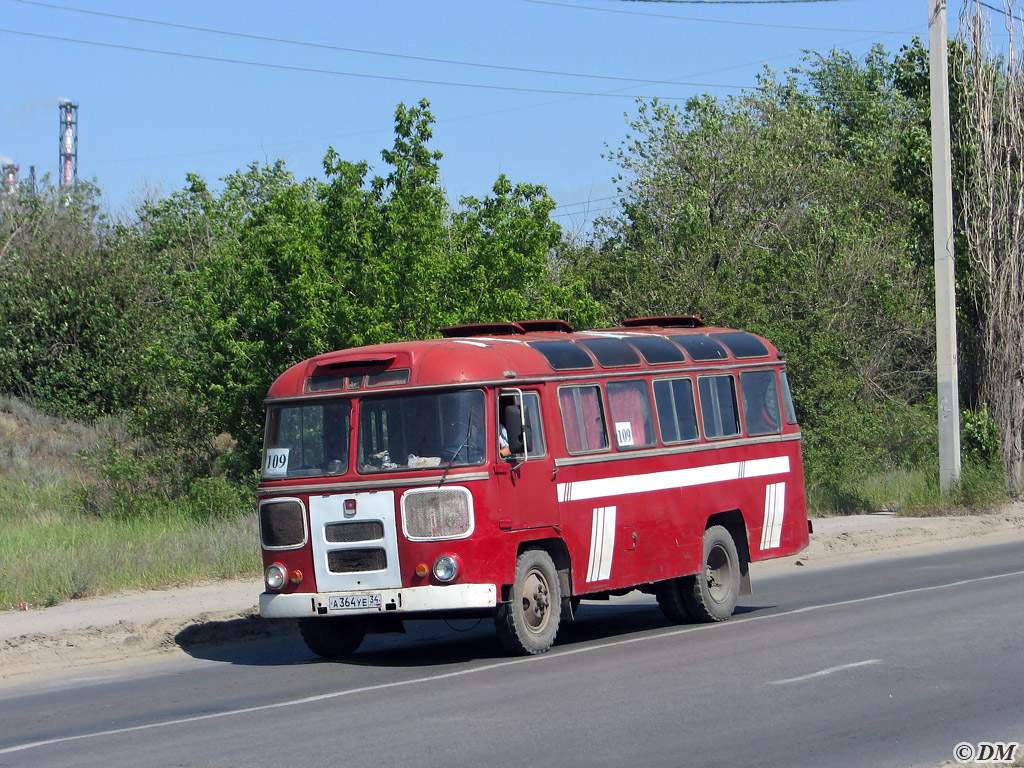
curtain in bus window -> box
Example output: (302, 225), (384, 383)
(740, 370), (782, 436)
(607, 380), (655, 449)
(559, 385), (608, 452)
(559, 388), (583, 452)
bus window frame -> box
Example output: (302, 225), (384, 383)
(740, 369), (783, 437)
(556, 382), (612, 456)
(652, 375), (701, 445)
(605, 378), (657, 451)
(498, 388), (547, 461)
(696, 373), (741, 440)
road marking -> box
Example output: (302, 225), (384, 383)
(2, 567), (1023, 756)
(767, 659), (883, 685)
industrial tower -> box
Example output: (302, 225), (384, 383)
(59, 101), (78, 187)
(1, 163), (17, 193)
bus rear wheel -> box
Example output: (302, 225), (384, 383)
(656, 576), (696, 624)
(298, 616), (368, 658)
(494, 548), (562, 655)
(682, 525), (741, 622)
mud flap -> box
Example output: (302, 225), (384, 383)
(739, 560), (752, 596)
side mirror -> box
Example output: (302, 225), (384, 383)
(503, 404), (525, 454)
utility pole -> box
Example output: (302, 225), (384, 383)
(929, 0), (961, 490)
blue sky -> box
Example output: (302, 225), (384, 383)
(1, 1), (956, 233)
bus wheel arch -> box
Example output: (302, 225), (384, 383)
(683, 523), (744, 622)
(495, 542), (566, 654)
(705, 510), (752, 596)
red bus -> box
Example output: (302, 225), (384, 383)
(257, 317), (810, 656)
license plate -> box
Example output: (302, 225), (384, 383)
(329, 592), (382, 611)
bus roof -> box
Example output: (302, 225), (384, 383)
(266, 319), (783, 400)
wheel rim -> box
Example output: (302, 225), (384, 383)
(521, 566), (551, 633)
(704, 543), (734, 604)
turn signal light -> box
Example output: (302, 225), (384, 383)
(414, 563), (429, 578)
(289, 569), (303, 584)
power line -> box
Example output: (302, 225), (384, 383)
(551, 203), (622, 218)
(609, 0), (847, 3)
(977, 0), (1024, 25)
(0, 26), (745, 97)
(6, 0), (757, 87)
(553, 194), (623, 210)
(520, 0), (916, 33)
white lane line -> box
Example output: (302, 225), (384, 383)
(767, 659), (883, 685)
(3, 567), (1023, 756)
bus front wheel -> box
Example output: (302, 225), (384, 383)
(494, 548), (562, 655)
(683, 525), (741, 622)
(298, 616), (368, 658)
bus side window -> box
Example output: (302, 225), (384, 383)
(653, 377), (699, 443)
(697, 375), (740, 439)
(499, 391), (547, 459)
(558, 384), (610, 453)
(606, 379), (656, 450)
(740, 370), (782, 436)
(521, 392), (546, 457)
(780, 370), (798, 425)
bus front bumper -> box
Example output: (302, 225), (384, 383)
(260, 583), (498, 618)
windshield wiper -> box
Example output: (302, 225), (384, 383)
(438, 411), (474, 487)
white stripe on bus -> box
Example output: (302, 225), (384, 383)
(557, 455), (790, 503)
(760, 482), (786, 550)
(586, 506), (617, 582)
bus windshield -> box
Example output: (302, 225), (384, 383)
(261, 399), (351, 480)
(357, 389), (486, 473)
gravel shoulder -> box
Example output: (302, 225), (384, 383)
(2, 504), (1022, 686)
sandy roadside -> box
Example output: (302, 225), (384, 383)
(1, 504), (1022, 685)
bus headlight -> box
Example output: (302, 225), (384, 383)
(265, 562), (288, 591)
(401, 487), (474, 540)
(432, 555), (460, 583)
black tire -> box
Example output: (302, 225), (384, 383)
(682, 525), (741, 622)
(494, 548), (562, 655)
(298, 616), (368, 658)
(656, 575), (696, 624)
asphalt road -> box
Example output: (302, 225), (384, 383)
(1, 541), (1022, 768)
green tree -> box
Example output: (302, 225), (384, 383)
(452, 175), (601, 326)
(0, 182), (165, 422)
(326, 99), (457, 345)
(564, 53), (936, 490)
(139, 162), (334, 474)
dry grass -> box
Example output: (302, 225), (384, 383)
(0, 397), (260, 608)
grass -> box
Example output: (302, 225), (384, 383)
(0, 396), (260, 610)
(0, 506), (259, 608)
(807, 460), (1008, 517)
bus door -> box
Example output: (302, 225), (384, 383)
(494, 388), (558, 530)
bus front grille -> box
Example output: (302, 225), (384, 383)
(327, 548), (386, 573)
